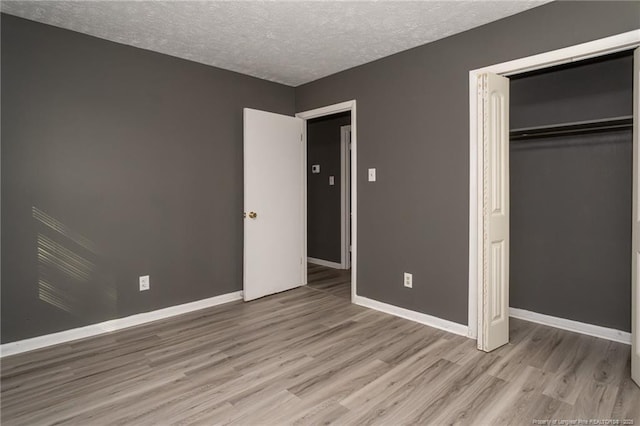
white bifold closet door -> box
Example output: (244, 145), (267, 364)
(243, 108), (305, 302)
(632, 47), (640, 387)
(479, 72), (510, 352)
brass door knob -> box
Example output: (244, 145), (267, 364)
(248, 212), (257, 219)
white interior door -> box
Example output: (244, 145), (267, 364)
(632, 47), (640, 386)
(479, 72), (510, 352)
(243, 108), (304, 301)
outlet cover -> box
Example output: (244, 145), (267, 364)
(404, 272), (412, 288)
(139, 275), (150, 291)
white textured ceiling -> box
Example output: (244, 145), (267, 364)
(1, 1), (550, 86)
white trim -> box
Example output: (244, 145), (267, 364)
(307, 257), (343, 269)
(301, 117), (308, 286)
(297, 101), (354, 119)
(354, 295), (469, 337)
(340, 125), (352, 270)
(0, 291), (243, 358)
(469, 69), (481, 340)
(510, 307), (631, 345)
(474, 30), (640, 77)
(469, 30), (640, 342)
(297, 100), (357, 303)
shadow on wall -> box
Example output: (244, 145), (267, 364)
(33, 206), (117, 317)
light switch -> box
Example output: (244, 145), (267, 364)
(139, 275), (150, 291)
(312, 164), (320, 174)
(368, 168), (376, 182)
(329, 176), (335, 186)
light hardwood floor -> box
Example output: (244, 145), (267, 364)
(1, 266), (638, 425)
(307, 263), (351, 300)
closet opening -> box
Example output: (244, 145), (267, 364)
(509, 50), (634, 337)
(470, 31), (640, 386)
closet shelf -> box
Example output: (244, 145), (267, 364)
(510, 116), (633, 141)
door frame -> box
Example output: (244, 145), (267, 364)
(297, 100), (357, 302)
(468, 30), (640, 342)
(340, 124), (352, 270)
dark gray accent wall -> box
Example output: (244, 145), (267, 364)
(510, 53), (633, 332)
(1, 14), (295, 343)
(307, 112), (351, 263)
(510, 52), (634, 129)
(294, 1), (640, 326)
(510, 131), (632, 331)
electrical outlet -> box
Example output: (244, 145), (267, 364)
(404, 272), (412, 288)
(139, 275), (150, 291)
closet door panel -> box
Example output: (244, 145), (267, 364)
(479, 72), (510, 352)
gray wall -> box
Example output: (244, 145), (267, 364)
(511, 131), (632, 331)
(295, 1), (640, 326)
(307, 112), (351, 263)
(1, 14), (295, 343)
(510, 53), (633, 331)
(510, 53), (634, 129)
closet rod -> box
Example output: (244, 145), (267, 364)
(510, 116), (633, 141)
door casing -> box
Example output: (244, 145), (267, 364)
(340, 124), (352, 270)
(468, 30), (640, 344)
(297, 100), (357, 302)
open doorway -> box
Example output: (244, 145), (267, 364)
(305, 112), (352, 300)
(242, 101), (356, 303)
(297, 101), (357, 302)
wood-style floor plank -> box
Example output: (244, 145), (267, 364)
(1, 264), (638, 425)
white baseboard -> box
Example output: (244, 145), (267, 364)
(509, 307), (631, 345)
(307, 257), (344, 269)
(0, 291), (244, 358)
(353, 295), (469, 337)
